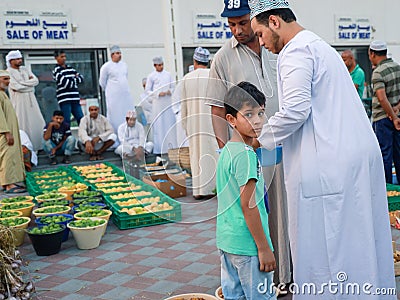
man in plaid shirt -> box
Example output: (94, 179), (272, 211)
(369, 40), (400, 184)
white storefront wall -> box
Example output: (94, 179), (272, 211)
(1, 0), (399, 105)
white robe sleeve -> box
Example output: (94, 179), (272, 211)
(99, 64), (108, 90)
(258, 46), (313, 150)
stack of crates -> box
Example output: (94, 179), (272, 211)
(386, 183), (400, 211)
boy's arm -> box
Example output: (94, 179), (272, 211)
(240, 179), (276, 272)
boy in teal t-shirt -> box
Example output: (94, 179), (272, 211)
(216, 82), (276, 299)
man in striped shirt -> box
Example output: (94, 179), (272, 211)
(53, 50), (84, 126)
(369, 40), (400, 184)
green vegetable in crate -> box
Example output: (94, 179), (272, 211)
(69, 219), (106, 228)
(36, 177), (72, 184)
(39, 200), (70, 207)
(0, 217), (28, 227)
(0, 210), (21, 218)
(2, 202), (33, 210)
(28, 224), (64, 234)
(33, 170), (68, 178)
(39, 215), (69, 224)
(75, 209), (109, 217)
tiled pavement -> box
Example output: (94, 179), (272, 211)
(2, 153), (398, 299)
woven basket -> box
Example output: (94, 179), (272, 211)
(168, 147), (190, 169)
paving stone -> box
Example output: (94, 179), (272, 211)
(97, 261), (130, 272)
(52, 279), (92, 293)
(137, 256), (170, 267)
(175, 251), (205, 262)
(132, 246), (164, 256)
(56, 266), (91, 278)
(57, 256), (91, 266)
(98, 286), (138, 299)
(132, 237), (159, 246)
(140, 267), (176, 279)
(96, 250), (129, 261)
(145, 280), (185, 294)
(98, 272), (135, 285)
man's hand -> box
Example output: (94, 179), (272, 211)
(258, 248), (276, 272)
(49, 121), (60, 129)
(394, 118), (400, 131)
(51, 148), (57, 156)
(159, 92), (166, 97)
(5, 132), (14, 146)
(85, 141), (94, 154)
(92, 137), (101, 144)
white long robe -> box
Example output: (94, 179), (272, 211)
(259, 30), (395, 299)
(8, 66), (45, 150)
(99, 61), (134, 134)
(145, 69), (177, 154)
(181, 68), (218, 196)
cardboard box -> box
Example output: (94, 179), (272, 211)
(142, 173), (186, 198)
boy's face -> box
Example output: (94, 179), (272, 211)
(127, 117), (136, 127)
(52, 115), (64, 125)
(228, 103), (265, 139)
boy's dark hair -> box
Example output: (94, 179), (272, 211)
(224, 81), (266, 117)
(54, 49), (65, 58)
(53, 110), (64, 117)
(255, 8), (296, 26)
(194, 59), (208, 67)
(369, 48), (387, 57)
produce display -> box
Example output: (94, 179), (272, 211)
(74, 209), (110, 218)
(1, 202), (34, 211)
(0, 225), (34, 299)
(95, 182), (130, 188)
(27, 224), (64, 235)
(110, 191), (152, 199)
(73, 163), (113, 174)
(73, 198), (103, 205)
(69, 219), (106, 228)
(116, 197), (160, 207)
(88, 176), (125, 183)
(0, 217), (29, 227)
(39, 200), (70, 208)
(35, 192), (67, 201)
(58, 183), (87, 192)
(33, 205), (70, 216)
(84, 172), (117, 179)
(38, 215), (71, 224)
(0, 211), (22, 219)
(39, 180), (79, 190)
(387, 190), (400, 197)
(73, 204), (105, 213)
(32, 170), (68, 178)
(0, 196), (33, 204)
(73, 190), (102, 198)
(120, 202), (173, 215)
(35, 177), (72, 185)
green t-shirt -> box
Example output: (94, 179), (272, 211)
(350, 64), (365, 99)
(216, 142), (273, 256)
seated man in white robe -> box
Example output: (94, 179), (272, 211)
(115, 110), (153, 161)
(78, 100), (116, 161)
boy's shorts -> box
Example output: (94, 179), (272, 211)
(219, 249), (277, 300)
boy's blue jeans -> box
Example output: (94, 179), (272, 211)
(219, 249), (277, 300)
(42, 136), (76, 157)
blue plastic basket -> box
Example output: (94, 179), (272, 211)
(256, 146), (282, 167)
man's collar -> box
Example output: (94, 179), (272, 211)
(231, 36), (240, 48)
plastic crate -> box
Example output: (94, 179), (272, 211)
(111, 201), (181, 230)
(386, 183), (400, 211)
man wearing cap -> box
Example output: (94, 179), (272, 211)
(78, 100), (116, 161)
(180, 47), (218, 199)
(99, 45), (134, 135)
(0, 70), (26, 194)
(145, 57), (177, 154)
(341, 50), (365, 99)
(368, 40), (400, 185)
(250, 2), (395, 299)
(6, 50), (45, 151)
(115, 110), (153, 160)
(53, 50), (84, 126)
(207, 0), (292, 287)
